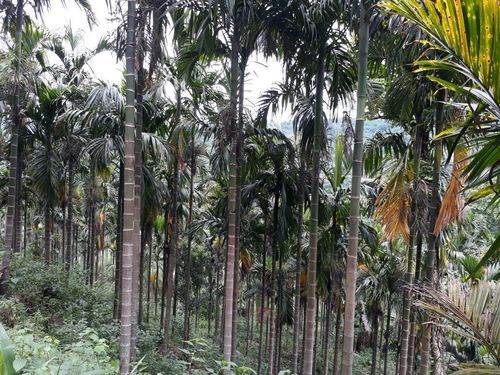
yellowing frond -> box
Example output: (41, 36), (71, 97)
(381, 0), (499, 103)
(434, 145), (468, 235)
(373, 167), (412, 244)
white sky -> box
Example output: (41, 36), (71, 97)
(39, 0), (355, 126)
(41, 1), (287, 113)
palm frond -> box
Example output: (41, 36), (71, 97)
(434, 144), (468, 235)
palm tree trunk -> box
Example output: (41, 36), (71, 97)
(44, 202), (51, 264)
(114, 162), (124, 320)
(160, 209), (168, 325)
(183, 131), (196, 342)
(419, 90), (445, 375)
(146, 228), (153, 323)
(161, 82), (181, 350)
(14, 145), (22, 254)
(245, 297), (251, 355)
(370, 314), (379, 375)
(89, 170), (96, 285)
(154, 249), (159, 318)
(208, 261), (214, 335)
(0, 0), (23, 293)
(303, 44), (326, 375)
(293, 157), (305, 374)
(383, 293), (392, 375)
(341, 3), (370, 372)
(231, 59), (247, 359)
(269, 183), (281, 375)
(130, 10), (145, 358)
(119, 0), (137, 372)
(64, 158), (74, 272)
(332, 302), (342, 375)
(214, 260), (221, 338)
(408, 234), (423, 372)
(222, 22), (240, 365)
(398, 117), (425, 375)
(257, 212), (268, 375)
(23, 191), (28, 256)
(323, 296), (332, 375)
(138, 224), (147, 325)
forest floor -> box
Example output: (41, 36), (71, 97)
(0, 256), (396, 374)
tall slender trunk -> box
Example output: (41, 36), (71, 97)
(138, 224), (147, 325)
(65, 158), (74, 271)
(341, 3), (370, 373)
(222, 23), (240, 365)
(245, 298), (251, 355)
(160, 210), (168, 325)
(323, 296), (332, 375)
(408, 234), (423, 372)
(208, 260), (214, 335)
(161, 82), (182, 350)
(130, 11), (145, 358)
(257, 212), (268, 375)
(231, 60), (247, 359)
(214, 260), (221, 338)
(292, 157), (305, 374)
(114, 162), (125, 320)
(419, 90), (445, 375)
(0, 0), (23, 294)
(119, 0), (136, 372)
(44, 202), (51, 264)
(269, 182), (281, 375)
(383, 293), (392, 375)
(154, 247), (159, 318)
(173, 259), (179, 327)
(44, 121), (53, 264)
(146, 228), (153, 323)
(303, 45), (326, 375)
(89, 170), (96, 285)
(276, 245), (284, 372)
(23, 191), (27, 256)
(332, 302), (342, 375)
(398, 118), (424, 375)
(14, 143), (22, 254)
(183, 131), (196, 342)
(370, 314), (379, 375)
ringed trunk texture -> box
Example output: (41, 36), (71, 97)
(222, 24), (240, 365)
(0, 0), (23, 294)
(231, 60), (247, 359)
(130, 10), (146, 358)
(302, 46), (326, 375)
(183, 131), (196, 342)
(119, 0), (137, 372)
(419, 90), (445, 375)
(383, 294), (392, 375)
(257, 212), (268, 375)
(161, 83), (182, 350)
(65, 158), (74, 272)
(114, 162), (125, 320)
(341, 3), (370, 374)
(292, 157), (305, 374)
(398, 119), (425, 375)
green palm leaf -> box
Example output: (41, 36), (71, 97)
(381, 0), (499, 118)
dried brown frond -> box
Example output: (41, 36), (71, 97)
(434, 145), (468, 235)
(373, 166), (412, 244)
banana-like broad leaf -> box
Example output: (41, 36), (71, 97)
(0, 323), (16, 375)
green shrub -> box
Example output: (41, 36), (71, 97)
(8, 256), (113, 334)
(8, 326), (117, 374)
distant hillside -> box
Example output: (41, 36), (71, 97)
(274, 119), (393, 140)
